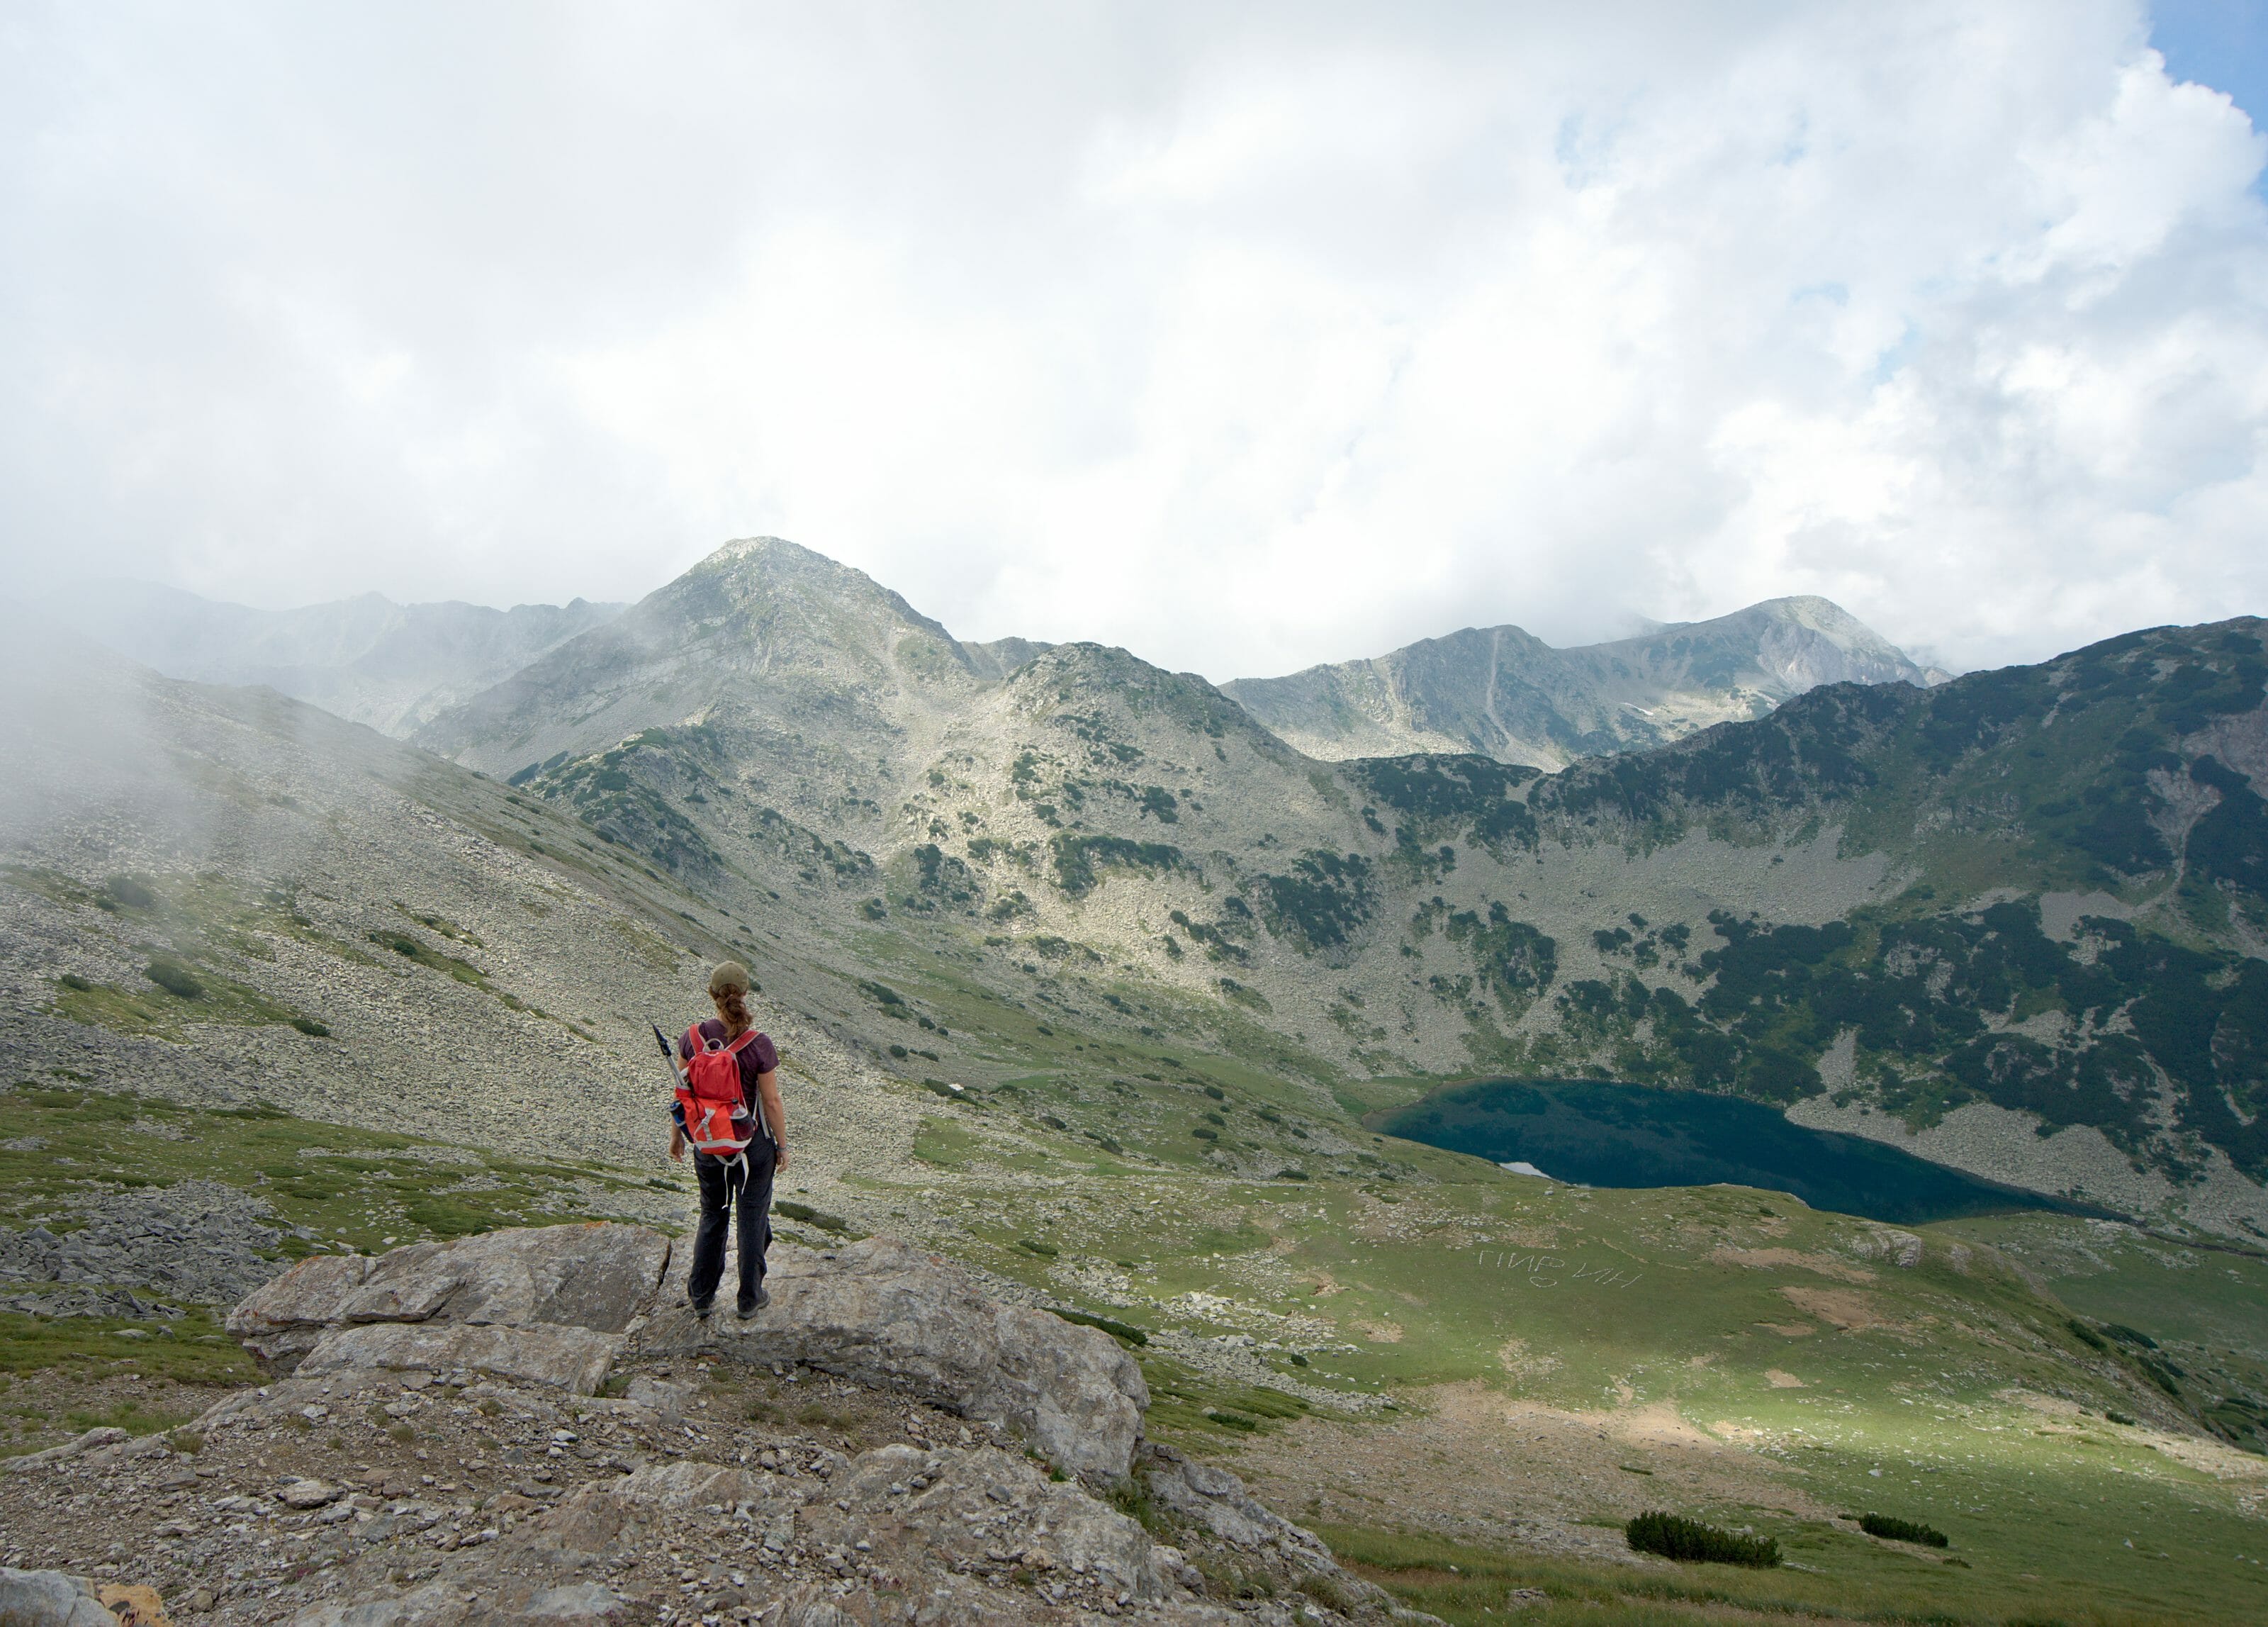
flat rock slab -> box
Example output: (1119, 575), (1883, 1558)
(2, 1428), (128, 1475)
(229, 1225), (670, 1368)
(296, 1321), (621, 1396)
(288, 1581), (629, 1627)
(644, 1236), (1147, 1484)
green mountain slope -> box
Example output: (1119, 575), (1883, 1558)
(408, 540), (2266, 1236)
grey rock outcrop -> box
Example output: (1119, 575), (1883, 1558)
(2, 1428), (128, 1475)
(645, 1235), (1149, 1483)
(296, 1321), (621, 1395)
(0, 1180), (288, 1309)
(0, 1567), (120, 1627)
(223, 1225), (1147, 1480)
(1141, 1444), (1337, 1569)
(533, 1441), (1213, 1623)
(227, 1222), (673, 1378)
(5, 1251), (1423, 1627)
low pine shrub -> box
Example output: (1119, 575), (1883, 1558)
(774, 1200), (849, 1234)
(1047, 1307), (1148, 1346)
(1860, 1513), (1949, 1548)
(1624, 1511), (1780, 1567)
(145, 956), (205, 1000)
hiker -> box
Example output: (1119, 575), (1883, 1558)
(669, 961), (788, 1318)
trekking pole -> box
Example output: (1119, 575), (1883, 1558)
(651, 1023), (683, 1088)
(653, 1024), (689, 1154)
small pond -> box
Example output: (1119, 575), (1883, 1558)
(1371, 1078), (2111, 1225)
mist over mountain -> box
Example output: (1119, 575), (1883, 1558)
(60, 581), (625, 737)
(1223, 597), (1950, 769)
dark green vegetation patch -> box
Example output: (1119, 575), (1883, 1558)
(1507, 894), (2268, 1180)
(1256, 849), (1375, 954)
(1049, 834), (1186, 899)
(1625, 1511), (1781, 1568)
(1045, 1307), (1148, 1346)
(1858, 1513), (1948, 1548)
(1350, 756), (1542, 855)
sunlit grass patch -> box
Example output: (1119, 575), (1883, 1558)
(0, 1084), (656, 1252)
(0, 1305), (259, 1387)
(1315, 1519), (2226, 1627)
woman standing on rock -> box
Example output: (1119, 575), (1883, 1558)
(670, 961), (787, 1318)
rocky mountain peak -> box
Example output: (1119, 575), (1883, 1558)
(1223, 594), (1946, 768)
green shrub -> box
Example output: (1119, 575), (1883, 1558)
(145, 956), (205, 1000)
(1047, 1307), (1147, 1346)
(1206, 1410), (1259, 1431)
(291, 1017), (331, 1036)
(1015, 1238), (1059, 1258)
(1859, 1513), (1948, 1548)
(1191, 1127), (1218, 1141)
(775, 1200), (850, 1233)
(103, 876), (156, 910)
(2067, 1318), (2106, 1351)
(57, 973), (91, 992)
(1624, 1511), (1779, 1567)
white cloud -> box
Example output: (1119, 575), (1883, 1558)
(1, 0), (2264, 680)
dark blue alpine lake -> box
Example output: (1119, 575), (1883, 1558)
(1371, 1078), (2109, 1225)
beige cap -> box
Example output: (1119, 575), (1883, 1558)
(707, 961), (751, 999)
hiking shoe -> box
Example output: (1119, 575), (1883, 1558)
(736, 1285), (768, 1319)
(690, 1296), (715, 1319)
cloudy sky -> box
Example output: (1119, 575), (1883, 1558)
(3, 1), (2265, 681)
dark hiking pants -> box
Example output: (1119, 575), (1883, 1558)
(687, 1141), (775, 1309)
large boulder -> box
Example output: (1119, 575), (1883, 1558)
(227, 1224), (671, 1374)
(0, 1568), (120, 1627)
(649, 1237), (1149, 1484)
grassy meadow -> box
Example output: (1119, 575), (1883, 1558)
(3, 1053), (2266, 1623)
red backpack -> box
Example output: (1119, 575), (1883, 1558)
(677, 1026), (761, 1156)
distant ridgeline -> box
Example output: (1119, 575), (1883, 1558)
(1369, 1079), (2105, 1225)
(1362, 620), (2268, 1185)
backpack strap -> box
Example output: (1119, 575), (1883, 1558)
(722, 1027), (762, 1058)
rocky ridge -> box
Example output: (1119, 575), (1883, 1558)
(0, 1224), (1413, 1627)
(1220, 596), (1947, 769)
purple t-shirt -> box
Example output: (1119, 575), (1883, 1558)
(679, 1019), (780, 1098)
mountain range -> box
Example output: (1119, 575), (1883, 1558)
(13, 537), (2267, 1242)
(1222, 596), (1951, 768)
(61, 580), (626, 736)
(85, 567), (1947, 771)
